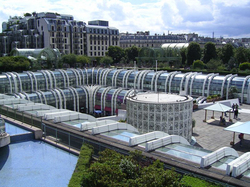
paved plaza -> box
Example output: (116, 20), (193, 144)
(193, 103), (250, 156)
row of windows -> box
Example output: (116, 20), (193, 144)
(89, 52), (105, 56)
(90, 46), (108, 50)
(89, 28), (118, 35)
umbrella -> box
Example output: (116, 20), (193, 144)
(224, 121), (250, 145)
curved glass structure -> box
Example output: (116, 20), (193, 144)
(12, 48), (61, 63)
(0, 68), (250, 112)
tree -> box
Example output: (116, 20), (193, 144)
(61, 54), (77, 68)
(106, 46), (125, 64)
(100, 56), (113, 67)
(192, 60), (205, 69)
(76, 55), (90, 68)
(187, 42), (201, 66)
(206, 59), (223, 70)
(239, 62), (250, 71)
(227, 56), (237, 71)
(221, 43), (234, 64)
(180, 47), (187, 66)
(0, 56), (30, 72)
(24, 13), (32, 17)
(125, 46), (139, 63)
(203, 42), (217, 63)
(235, 47), (248, 65)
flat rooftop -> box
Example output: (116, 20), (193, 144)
(127, 93), (192, 103)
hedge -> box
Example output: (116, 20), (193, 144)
(68, 144), (93, 187)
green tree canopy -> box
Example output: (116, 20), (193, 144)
(76, 55), (90, 67)
(0, 56), (30, 72)
(235, 47), (248, 65)
(125, 46), (139, 63)
(180, 47), (187, 66)
(100, 56), (113, 67)
(221, 43), (234, 64)
(187, 42), (201, 66)
(203, 42), (217, 63)
(193, 60), (205, 69)
(61, 54), (77, 68)
(239, 62), (250, 71)
(206, 59), (224, 71)
(106, 46), (125, 64)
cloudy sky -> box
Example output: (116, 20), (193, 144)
(0, 0), (250, 38)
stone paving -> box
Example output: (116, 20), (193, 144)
(193, 103), (250, 156)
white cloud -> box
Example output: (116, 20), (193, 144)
(0, 0), (250, 38)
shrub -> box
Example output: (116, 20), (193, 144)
(68, 144), (93, 187)
(181, 175), (223, 187)
(193, 60), (205, 69)
(239, 62), (250, 71)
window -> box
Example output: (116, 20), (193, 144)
(64, 39), (67, 43)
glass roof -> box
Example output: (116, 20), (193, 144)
(155, 144), (212, 164)
(101, 130), (140, 143)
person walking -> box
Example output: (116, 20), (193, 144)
(235, 109), (239, 119)
(232, 103), (235, 112)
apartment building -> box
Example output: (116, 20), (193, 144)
(120, 31), (187, 49)
(86, 20), (119, 57)
(0, 12), (119, 57)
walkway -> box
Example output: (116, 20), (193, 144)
(193, 104), (250, 156)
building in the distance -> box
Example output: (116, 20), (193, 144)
(0, 12), (119, 57)
(120, 31), (187, 49)
(85, 20), (119, 57)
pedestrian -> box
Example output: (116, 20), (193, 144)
(236, 103), (239, 110)
(234, 109), (239, 119)
(238, 133), (244, 146)
(232, 103), (235, 112)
